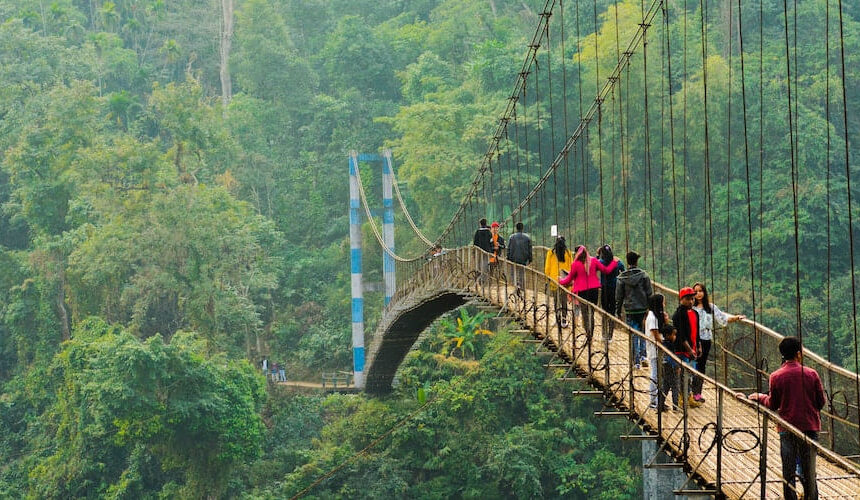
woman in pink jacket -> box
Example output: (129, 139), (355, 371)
(559, 246), (619, 337)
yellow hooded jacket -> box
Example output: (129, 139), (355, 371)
(544, 247), (573, 291)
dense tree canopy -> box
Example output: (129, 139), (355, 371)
(1, 0), (858, 497)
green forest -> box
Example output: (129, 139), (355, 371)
(0, 0), (858, 498)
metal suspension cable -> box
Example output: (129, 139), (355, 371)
(725, 0), (733, 306)
(837, 0), (860, 445)
(560, 0), (572, 239)
(824, 0), (836, 450)
(546, 14), (558, 234)
(781, 0), (803, 348)
(506, 0), (664, 232)
(641, 0), (655, 272)
(736, 0), (760, 396)
(663, 0), (681, 288)
(592, 0), (604, 244)
(387, 160), (434, 247)
(354, 162), (413, 262)
(700, 0), (716, 302)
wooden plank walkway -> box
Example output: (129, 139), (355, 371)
(471, 279), (860, 499)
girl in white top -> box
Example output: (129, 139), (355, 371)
(690, 282), (745, 402)
(645, 293), (668, 408)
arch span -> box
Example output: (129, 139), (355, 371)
(364, 290), (466, 394)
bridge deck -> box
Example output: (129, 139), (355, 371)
(475, 280), (860, 499)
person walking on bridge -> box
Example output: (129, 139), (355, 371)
(748, 337), (825, 500)
(488, 221), (505, 271)
(671, 287), (702, 408)
(545, 236), (573, 327)
(559, 246), (619, 339)
(615, 251), (653, 368)
(597, 244), (624, 341)
(506, 222), (532, 290)
(473, 218), (492, 278)
(690, 282), (745, 403)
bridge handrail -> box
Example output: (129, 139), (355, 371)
(386, 246), (860, 482)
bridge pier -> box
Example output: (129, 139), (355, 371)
(642, 439), (692, 499)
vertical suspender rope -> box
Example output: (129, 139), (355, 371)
(664, 0), (681, 288)
(758, 0), (765, 320)
(824, 0), (836, 451)
(736, 0), (760, 397)
(681, 0), (689, 280)
(546, 15), (558, 233)
(836, 0), (860, 443)
(641, 2), (655, 271)
(658, 2), (667, 280)
(522, 72), (531, 224)
(575, 0), (584, 241)
(781, 0), (803, 350)
(614, 0), (622, 250)
(592, 0), (605, 245)
(700, 0), (716, 297)
(534, 47), (546, 232)
(560, 0), (573, 239)
(725, 0), (733, 304)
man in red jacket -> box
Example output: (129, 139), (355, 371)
(748, 337), (826, 500)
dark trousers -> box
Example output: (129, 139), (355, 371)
(554, 287), (569, 323)
(658, 363), (680, 407)
(579, 288), (599, 337)
(600, 287), (616, 340)
(780, 431), (818, 500)
(691, 338), (712, 395)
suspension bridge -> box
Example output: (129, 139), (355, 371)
(346, 0), (860, 497)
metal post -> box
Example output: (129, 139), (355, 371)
(629, 325), (636, 415)
(716, 388), (724, 495)
(382, 149), (396, 305)
(760, 412), (769, 499)
(348, 152), (365, 389)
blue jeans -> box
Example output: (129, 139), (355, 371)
(626, 313), (646, 364)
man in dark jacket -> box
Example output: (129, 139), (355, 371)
(615, 251), (653, 368)
(473, 218), (492, 279)
(506, 222), (532, 289)
(473, 218), (492, 253)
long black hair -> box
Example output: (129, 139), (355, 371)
(648, 293), (666, 329)
(598, 244), (614, 262)
(693, 282), (713, 314)
(553, 236), (568, 262)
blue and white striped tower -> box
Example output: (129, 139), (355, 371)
(348, 151), (365, 389)
(382, 149), (396, 305)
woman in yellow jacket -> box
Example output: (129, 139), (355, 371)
(545, 236), (573, 327)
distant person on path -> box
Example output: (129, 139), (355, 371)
(545, 236), (573, 327)
(270, 361), (279, 382)
(506, 222), (532, 289)
(261, 358), (268, 375)
(748, 337), (826, 500)
(671, 287), (702, 408)
(559, 246), (619, 339)
(690, 282), (745, 403)
(278, 362), (287, 382)
(615, 251), (653, 368)
(645, 293), (668, 408)
(597, 244), (624, 341)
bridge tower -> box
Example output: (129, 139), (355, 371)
(348, 151), (366, 388)
(382, 149), (396, 305)
(348, 151), (397, 388)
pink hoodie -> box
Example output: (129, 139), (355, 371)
(558, 248), (618, 293)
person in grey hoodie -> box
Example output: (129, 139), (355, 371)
(506, 222), (532, 289)
(615, 251), (653, 368)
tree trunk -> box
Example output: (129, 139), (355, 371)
(489, 0), (497, 17)
(55, 261), (71, 341)
(219, 0), (234, 111)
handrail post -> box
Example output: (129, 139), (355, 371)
(657, 350), (664, 435)
(760, 412), (769, 499)
(716, 388), (724, 495)
(629, 324), (635, 415)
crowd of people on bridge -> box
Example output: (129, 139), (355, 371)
(470, 218), (826, 499)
